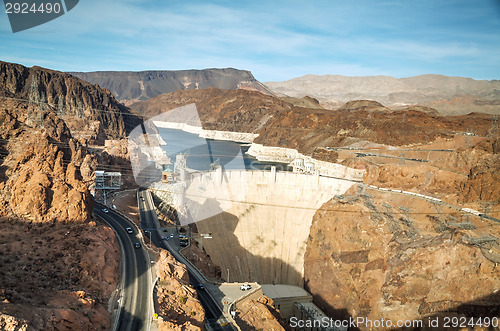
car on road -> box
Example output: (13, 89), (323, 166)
(170, 233), (174, 238)
(102, 208), (109, 213)
(134, 243), (141, 249)
(126, 227), (133, 234)
(240, 284), (251, 291)
(197, 284), (205, 290)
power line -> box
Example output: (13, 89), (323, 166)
(149, 186), (500, 217)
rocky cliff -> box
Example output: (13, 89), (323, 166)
(0, 108), (120, 329)
(304, 190), (500, 329)
(0, 61), (141, 143)
(71, 68), (275, 105)
(0, 61), (127, 329)
(0, 106), (93, 222)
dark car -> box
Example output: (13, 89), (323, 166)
(135, 243), (141, 249)
(197, 284), (205, 290)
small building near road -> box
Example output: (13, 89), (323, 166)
(260, 284), (313, 320)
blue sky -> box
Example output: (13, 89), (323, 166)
(1, 0), (499, 81)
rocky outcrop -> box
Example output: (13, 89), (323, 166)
(304, 191), (500, 328)
(234, 296), (287, 331)
(71, 68), (275, 104)
(337, 100), (390, 112)
(0, 108), (93, 222)
(155, 249), (205, 330)
(459, 153), (500, 203)
(0, 60), (142, 142)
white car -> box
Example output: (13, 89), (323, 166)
(240, 284), (251, 291)
(102, 208), (109, 213)
(126, 227), (133, 234)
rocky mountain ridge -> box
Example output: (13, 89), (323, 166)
(71, 68), (275, 105)
(266, 74), (500, 115)
(0, 61), (141, 143)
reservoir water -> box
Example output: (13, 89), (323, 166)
(158, 128), (289, 171)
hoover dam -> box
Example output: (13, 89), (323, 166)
(152, 164), (364, 286)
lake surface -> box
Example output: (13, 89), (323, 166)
(158, 128), (289, 171)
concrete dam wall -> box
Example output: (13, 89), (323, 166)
(153, 168), (359, 286)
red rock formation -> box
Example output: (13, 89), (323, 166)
(155, 249), (205, 330)
(304, 192), (500, 328)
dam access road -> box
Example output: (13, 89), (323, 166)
(137, 189), (236, 330)
(94, 204), (152, 331)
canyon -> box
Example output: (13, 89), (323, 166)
(1, 60), (498, 329)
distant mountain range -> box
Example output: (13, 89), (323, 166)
(266, 74), (500, 115)
(71, 68), (275, 105)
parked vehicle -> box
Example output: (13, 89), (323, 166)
(240, 284), (251, 291)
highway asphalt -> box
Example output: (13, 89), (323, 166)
(137, 189), (235, 330)
(94, 204), (151, 331)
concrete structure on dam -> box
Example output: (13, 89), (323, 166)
(151, 165), (362, 286)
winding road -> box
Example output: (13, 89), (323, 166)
(94, 204), (151, 331)
(137, 189), (236, 330)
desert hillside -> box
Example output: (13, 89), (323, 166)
(266, 74), (500, 115)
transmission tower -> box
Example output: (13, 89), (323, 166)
(38, 92), (46, 128)
(57, 96), (65, 117)
(27, 77), (39, 123)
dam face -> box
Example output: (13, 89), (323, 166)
(154, 168), (358, 286)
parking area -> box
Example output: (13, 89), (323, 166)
(205, 282), (261, 311)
